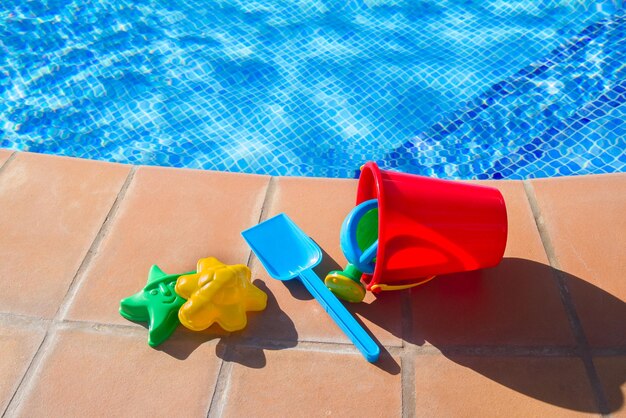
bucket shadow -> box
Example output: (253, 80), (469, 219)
(353, 257), (626, 413)
(157, 280), (298, 367)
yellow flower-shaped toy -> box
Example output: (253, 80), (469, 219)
(175, 257), (267, 332)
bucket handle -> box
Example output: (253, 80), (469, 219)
(340, 199), (379, 274)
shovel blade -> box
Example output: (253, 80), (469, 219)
(242, 214), (322, 281)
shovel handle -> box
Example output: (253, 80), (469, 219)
(300, 269), (380, 362)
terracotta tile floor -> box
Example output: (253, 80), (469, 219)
(0, 151), (624, 417)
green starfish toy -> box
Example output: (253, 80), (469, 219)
(119, 265), (188, 347)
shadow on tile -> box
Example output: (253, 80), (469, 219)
(157, 280), (298, 366)
(371, 346), (402, 375)
(354, 257), (626, 414)
(292, 245), (401, 374)
(596, 356), (626, 414)
(281, 245), (342, 302)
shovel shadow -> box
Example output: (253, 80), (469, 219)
(352, 257), (626, 414)
(245, 243), (401, 374)
(315, 245), (401, 375)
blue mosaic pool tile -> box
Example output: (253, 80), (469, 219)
(0, 1), (624, 178)
(380, 10), (626, 180)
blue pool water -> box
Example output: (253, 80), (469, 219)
(1, 1), (624, 178)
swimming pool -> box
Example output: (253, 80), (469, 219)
(1, 1), (624, 178)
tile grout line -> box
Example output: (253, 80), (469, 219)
(0, 151), (18, 175)
(245, 176), (276, 267)
(0, 313), (50, 328)
(55, 166), (137, 320)
(400, 354), (416, 418)
(2, 314), (589, 356)
(2, 166), (136, 418)
(206, 345), (235, 418)
(208, 176), (275, 417)
(1, 330), (53, 418)
(591, 347), (626, 356)
(522, 180), (610, 416)
(400, 289), (417, 418)
(258, 176), (277, 223)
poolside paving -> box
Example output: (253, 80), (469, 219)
(0, 150), (624, 417)
(0, 149), (13, 167)
(0, 153), (130, 318)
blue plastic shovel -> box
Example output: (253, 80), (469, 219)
(242, 213), (380, 362)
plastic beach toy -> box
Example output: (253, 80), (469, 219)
(175, 257), (267, 332)
(355, 162), (508, 293)
(339, 199), (380, 274)
(325, 199), (378, 302)
(119, 265), (186, 347)
(242, 213), (380, 362)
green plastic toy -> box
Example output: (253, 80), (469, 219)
(119, 265), (187, 347)
(325, 201), (378, 302)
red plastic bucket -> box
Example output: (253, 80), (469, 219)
(356, 162), (508, 293)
